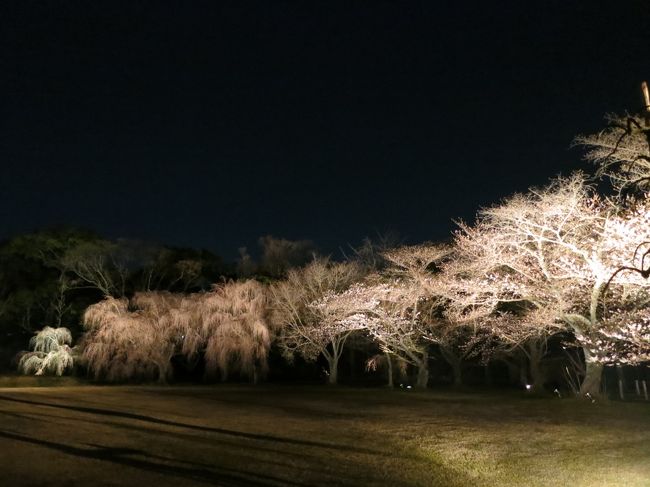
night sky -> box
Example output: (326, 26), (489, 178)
(1, 1), (649, 259)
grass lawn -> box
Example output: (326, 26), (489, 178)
(0, 383), (648, 486)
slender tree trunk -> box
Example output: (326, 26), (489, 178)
(440, 345), (463, 388)
(451, 361), (463, 388)
(519, 362), (528, 387)
(157, 363), (172, 384)
(526, 340), (546, 391)
(416, 364), (429, 388)
(529, 358), (545, 391)
(386, 353), (394, 388)
(484, 363), (493, 387)
(327, 356), (338, 385)
(325, 335), (350, 385)
(577, 283), (604, 396)
(580, 349), (603, 396)
(415, 351), (429, 389)
(616, 365), (625, 400)
(255, 359), (268, 384)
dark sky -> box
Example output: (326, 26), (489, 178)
(1, 1), (649, 259)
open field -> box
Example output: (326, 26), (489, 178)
(0, 384), (648, 486)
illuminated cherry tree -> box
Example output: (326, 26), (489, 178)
(82, 280), (271, 383)
(444, 174), (650, 395)
(469, 310), (558, 390)
(199, 280), (271, 382)
(305, 284), (379, 384)
(270, 258), (365, 384)
(312, 278), (433, 388)
(575, 113), (650, 195)
(18, 326), (75, 376)
(82, 293), (191, 382)
(328, 244), (485, 389)
(380, 244), (457, 387)
(582, 307), (650, 365)
(571, 93), (650, 369)
(363, 284), (432, 388)
(380, 247), (554, 390)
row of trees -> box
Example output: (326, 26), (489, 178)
(264, 109), (650, 395)
(0, 231), (315, 369)
(11, 107), (650, 396)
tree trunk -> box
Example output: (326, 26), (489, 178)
(451, 361), (463, 388)
(253, 360), (268, 384)
(519, 363), (528, 387)
(157, 363), (172, 384)
(385, 353), (394, 388)
(415, 351), (429, 389)
(484, 364), (493, 387)
(327, 357), (338, 385)
(416, 364), (429, 388)
(526, 341), (546, 391)
(440, 345), (463, 388)
(616, 365), (625, 400)
(579, 357), (603, 396)
(529, 358), (545, 391)
(528, 347), (546, 390)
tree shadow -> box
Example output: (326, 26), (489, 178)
(8, 408), (353, 480)
(0, 428), (309, 487)
(0, 394), (382, 456)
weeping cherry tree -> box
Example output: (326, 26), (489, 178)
(18, 326), (75, 376)
(82, 281), (272, 383)
(199, 280), (271, 382)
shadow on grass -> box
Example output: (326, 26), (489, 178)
(0, 394), (383, 456)
(8, 408), (361, 481)
(0, 428), (311, 487)
(0, 390), (498, 487)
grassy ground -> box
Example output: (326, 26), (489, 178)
(0, 383), (648, 486)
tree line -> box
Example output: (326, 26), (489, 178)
(6, 107), (650, 397)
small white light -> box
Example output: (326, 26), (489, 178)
(406, 385), (412, 390)
(525, 384), (532, 390)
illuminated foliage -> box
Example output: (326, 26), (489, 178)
(270, 258), (365, 384)
(444, 174), (650, 394)
(575, 114), (650, 196)
(82, 281), (271, 383)
(199, 280), (271, 382)
(18, 326), (75, 376)
(379, 244), (492, 388)
(581, 304), (650, 365)
(308, 276), (434, 389)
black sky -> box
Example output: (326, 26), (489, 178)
(1, 1), (649, 258)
